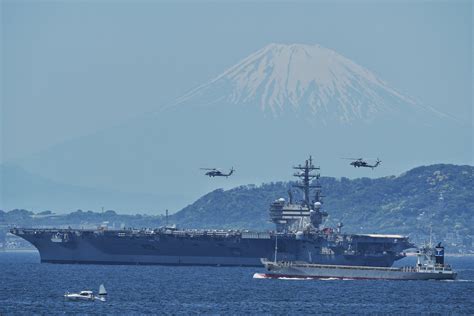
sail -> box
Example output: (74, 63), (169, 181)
(98, 284), (107, 296)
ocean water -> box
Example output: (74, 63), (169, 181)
(1, 252), (473, 315)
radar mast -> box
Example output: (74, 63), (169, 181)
(292, 156), (321, 207)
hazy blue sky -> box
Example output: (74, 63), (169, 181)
(2, 0), (472, 162)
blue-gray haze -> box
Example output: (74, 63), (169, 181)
(1, 1), (472, 213)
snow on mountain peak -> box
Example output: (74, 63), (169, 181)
(174, 43), (421, 123)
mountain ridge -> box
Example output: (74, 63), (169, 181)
(10, 43), (471, 211)
(169, 164), (473, 244)
(172, 43), (445, 124)
(2, 164), (472, 252)
(0, 164), (164, 212)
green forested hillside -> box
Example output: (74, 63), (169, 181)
(170, 164), (473, 245)
(2, 164), (473, 251)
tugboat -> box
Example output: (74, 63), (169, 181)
(256, 241), (456, 280)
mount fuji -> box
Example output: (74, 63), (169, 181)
(8, 43), (468, 213)
(172, 43), (446, 124)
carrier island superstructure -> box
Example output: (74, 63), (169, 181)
(11, 157), (413, 267)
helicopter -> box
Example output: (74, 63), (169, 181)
(341, 158), (381, 169)
(200, 167), (235, 178)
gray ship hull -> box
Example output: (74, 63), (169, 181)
(258, 261), (457, 280)
(11, 228), (410, 267)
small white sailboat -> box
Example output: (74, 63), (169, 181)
(64, 284), (107, 302)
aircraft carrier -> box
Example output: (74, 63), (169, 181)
(11, 157), (413, 267)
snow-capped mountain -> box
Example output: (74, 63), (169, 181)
(10, 43), (467, 212)
(173, 43), (438, 123)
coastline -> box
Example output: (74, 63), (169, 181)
(1, 249), (38, 253)
(405, 252), (474, 258)
(2, 249), (473, 257)
(446, 253), (474, 257)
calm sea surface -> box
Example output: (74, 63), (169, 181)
(1, 252), (473, 315)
